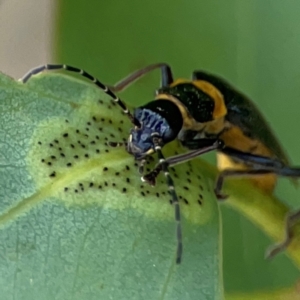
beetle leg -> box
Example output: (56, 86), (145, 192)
(215, 147), (300, 199)
(138, 159), (147, 175)
(107, 63), (174, 92)
(142, 139), (223, 185)
(265, 209), (300, 259)
(218, 147), (300, 187)
(215, 147), (300, 257)
(214, 169), (274, 200)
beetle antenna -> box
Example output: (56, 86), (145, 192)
(19, 64), (140, 127)
(151, 133), (182, 264)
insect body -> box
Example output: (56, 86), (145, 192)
(20, 63), (300, 263)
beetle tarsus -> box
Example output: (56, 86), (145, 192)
(142, 173), (157, 186)
(214, 190), (229, 201)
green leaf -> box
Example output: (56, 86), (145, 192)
(0, 72), (223, 300)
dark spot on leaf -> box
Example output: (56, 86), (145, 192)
(89, 182), (94, 187)
(64, 187), (68, 192)
(60, 153), (65, 157)
(49, 171), (56, 177)
(122, 187), (127, 193)
(63, 133), (68, 138)
(66, 163), (72, 167)
(84, 154), (89, 158)
(141, 191), (145, 196)
(47, 162), (52, 166)
(103, 167), (108, 171)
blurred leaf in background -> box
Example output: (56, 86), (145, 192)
(56, 0), (300, 297)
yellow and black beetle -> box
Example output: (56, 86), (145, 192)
(20, 63), (300, 264)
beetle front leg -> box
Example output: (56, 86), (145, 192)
(142, 139), (223, 186)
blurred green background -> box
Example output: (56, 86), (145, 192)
(55, 0), (300, 296)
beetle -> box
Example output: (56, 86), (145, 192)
(20, 63), (300, 264)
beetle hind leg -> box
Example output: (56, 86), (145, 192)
(265, 209), (300, 258)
